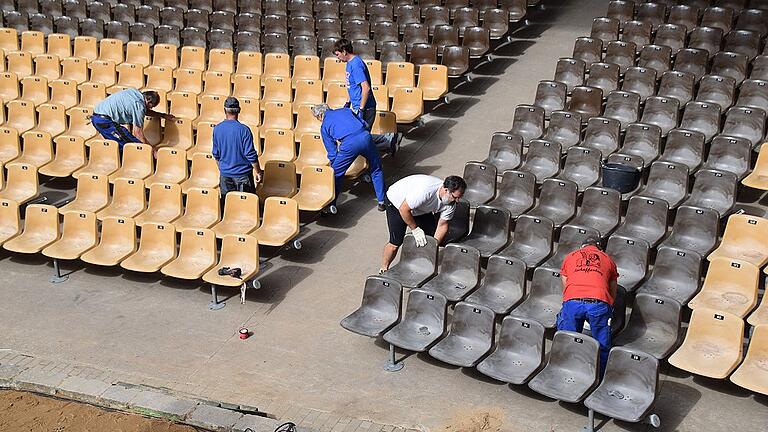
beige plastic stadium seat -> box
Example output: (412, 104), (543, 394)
(207, 48), (234, 74)
(6, 100), (37, 134)
(161, 228), (217, 280)
(385, 62), (416, 97)
(293, 79), (323, 111)
(232, 73), (261, 100)
(174, 187), (221, 230)
(89, 60), (117, 88)
(35, 103), (67, 137)
(417, 64), (449, 101)
(73, 139), (120, 177)
(748, 281), (768, 327)
(21, 31), (45, 55)
(39, 135), (86, 177)
(47, 34), (71, 59)
(201, 71), (232, 97)
(669, 308), (744, 379)
(33, 54), (62, 81)
(169, 91), (199, 120)
(0, 72), (19, 101)
(325, 82), (349, 108)
(49, 79), (78, 110)
(111, 63), (144, 93)
(252, 197), (299, 247)
(126, 41), (151, 68)
(294, 133), (329, 173)
(262, 53), (290, 80)
(294, 166), (334, 212)
(97, 178), (146, 220)
(142, 116), (162, 145)
(59, 173), (110, 214)
(20, 76), (50, 106)
(180, 153), (219, 193)
(42, 210), (97, 260)
(260, 102), (293, 137)
(0, 163), (39, 204)
(7, 51), (33, 76)
(742, 143), (768, 190)
(392, 88), (424, 123)
(174, 68), (204, 95)
(77, 82), (107, 110)
(322, 58), (346, 90)
(730, 324), (768, 395)
(98, 38), (124, 64)
(187, 121), (215, 159)
(260, 129), (296, 168)
(344, 155), (368, 179)
(0, 128), (20, 163)
(371, 111), (397, 135)
(80, 216), (137, 266)
(235, 51), (262, 76)
(195, 94), (225, 126)
(257, 161), (297, 199)
(61, 57), (89, 84)
(156, 118), (194, 151)
(292, 55), (321, 83)
(144, 65), (174, 93)
(134, 182), (182, 226)
(0, 28), (18, 52)
(708, 214), (768, 267)
(365, 60), (383, 86)
(202, 234), (259, 287)
(65, 107), (97, 140)
(262, 76), (292, 104)
(120, 222), (176, 272)
(11, 131), (53, 168)
(688, 258), (760, 318)
(179, 45), (205, 71)
(294, 104), (322, 140)
(0, 198), (21, 246)
(3, 204), (59, 253)
(238, 97), (261, 126)
(153, 44), (178, 69)
(108, 143), (153, 182)
(212, 192), (260, 238)
(145, 147), (187, 187)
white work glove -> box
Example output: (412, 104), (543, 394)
(411, 227), (427, 247)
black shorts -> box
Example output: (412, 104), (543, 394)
(385, 198), (438, 246)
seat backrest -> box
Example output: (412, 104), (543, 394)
(535, 329), (599, 391)
(568, 86), (603, 117)
(485, 132), (522, 172)
(19, 204), (59, 241)
(444, 301), (494, 341)
(572, 186), (620, 234)
(58, 209), (97, 245)
(147, 182), (182, 211)
(439, 243), (480, 283)
(222, 191), (260, 224)
(261, 196), (299, 231)
(543, 110), (582, 151)
(468, 205), (510, 241)
(582, 117), (621, 154)
(606, 235), (650, 287)
(513, 214), (554, 252)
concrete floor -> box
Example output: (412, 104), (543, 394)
(2, 0), (768, 431)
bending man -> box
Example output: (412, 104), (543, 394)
(92, 88), (174, 150)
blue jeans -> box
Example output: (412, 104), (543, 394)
(219, 172), (256, 195)
(91, 114), (140, 150)
(556, 299), (613, 374)
(331, 132), (386, 205)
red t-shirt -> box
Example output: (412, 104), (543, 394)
(560, 245), (619, 305)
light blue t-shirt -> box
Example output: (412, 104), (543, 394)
(94, 88), (147, 127)
(345, 56), (377, 110)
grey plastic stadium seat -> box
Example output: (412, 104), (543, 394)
(427, 302), (494, 367)
(476, 315), (545, 384)
(379, 42), (407, 66)
(510, 267), (563, 329)
(689, 26), (724, 58)
(559, 146), (602, 192)
(614, 196), (669, 247)
(340, 276), (403, 337)
(29, 14), (53, 34)
(568, 86), (603, 119)
(736, 80), (768, 112)
(519, 139), (561, 184)
(606, 0), (633, 23)
(64, 0), (87, 20)
(697, 75), (733, 108)
(528, 330), (600, 402)
(383, 235), (438, 288)
(584, 347), (660, 423)
(498, 215), (554, 267)
(660, 204), (720, 257)
(701, 6), (734, 33)
(620, 123), (662, 168)
(604, 41), (637, 74)
(462, 161), (496, 207)
(528, 179), (578, 228)
(639, 161), (689, 209)
(735, 8), (767, 37)
(570, 186), (620, 238)
(621, 67), (656, 101)
(441, 45), (470, 77)
(582, 117), (621, 155)
(181, 27), (206, 48)
(457, 206), (510, 258)
(463, 26), (490, 58)
(543, 111), (582, 152)
(484, 133), (522, 173)
(641, 96), (680, 137)
(510, 105), (544, 146)
(658, 71), (695, 105)
(722, 106), (767, 149)
(682, 170), (738, 218)
(674, 48), (709, 81)
(208, 29), (234, 50)
(638, 44), (672, 74)
(586, 63), (620, 95)
(724, 29), (761, 60)
(554, 58), (585, 93)
(465, 255), (526, 314)
(668, 5), (699, 31)
(751, 56), (768, 80)
(604, 91), (640, 131)
(590, 16), (620, 44)
(351, 40), (375, 61)
(487, 170), (535, 218)
(572, 37), (602, 68)
(444, 200), (470, 245)
(383, 289), (447, 352)
(161, 7), (185, 28)
(55, 16), (79, 39)
(637, 246), (703, 305)
(701, 135), (752, 179)
(421, 244), (481, 302)
(404, 25), (429, 51)
(541, 224), (600, 270)
(533, 81), (567, 118)
(606, 235), (650, 292)
(621, 20), (652, 48)
(482, 9), (509, 39)
(40, 0), (63, 17)
(137, 5), (161, 27)
(654, 23), (687, 54)
(659, 129), (705, 172)
(185, 9), (209, 30)
(636, 2), (666, 30)
(680, 101), (721, 142)
(409, 43), (437, 66)
(711, 51), (749, 84)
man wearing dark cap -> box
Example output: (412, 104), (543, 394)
(212, 97), (262, 195)
(557, 237), (619, 374)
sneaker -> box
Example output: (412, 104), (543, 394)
(377, 202), (386, 212)
(389, 133), (402, 157)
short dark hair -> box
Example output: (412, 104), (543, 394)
(142, 90), (160, 106)
(443, 175), (467, 192)
(333, 39), (354, 54)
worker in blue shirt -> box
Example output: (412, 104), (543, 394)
(92, 89), (174, 150)
(211, 97), (262, 195)
(312, 104), (386, 211)
(333, 39), (402, 156)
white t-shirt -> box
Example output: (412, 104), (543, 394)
(386, 174), (456, 220)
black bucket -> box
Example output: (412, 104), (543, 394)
(602, 163), (641, 193)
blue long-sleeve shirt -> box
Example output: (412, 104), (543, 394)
(320, 108), (369, 161)
(211, 119), (259, 177)
(346, 56), (377, 111)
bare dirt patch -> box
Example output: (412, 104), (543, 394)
(438, 407), (506, 432)
(0, 390), (202, 432)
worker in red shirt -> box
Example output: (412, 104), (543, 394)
(557, 237), (619, 374)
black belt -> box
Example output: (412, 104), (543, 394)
(572, 298), (603, 304)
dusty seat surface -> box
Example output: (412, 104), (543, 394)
(382, 235), (438, 288)
(340, 276), (403, 338)
(613, 293), (683, 359)
(427, 302), (495, 367)
(383, 289), (447, 352)
(476, 315), (545, 384)
(528, 330), (600, 403)
(465, 255), (526, 315)
(420, 244), (480, 302)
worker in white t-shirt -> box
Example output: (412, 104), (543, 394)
(380, 174), (467, 273)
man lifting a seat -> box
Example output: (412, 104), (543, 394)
(91, 88), (176, 151)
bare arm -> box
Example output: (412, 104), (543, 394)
(434, 218), (449, 244)
(146, 109), (176, 120)
(398, 200), (418, 230)
(359, 80), (371, 110)
(132, 125), (150, 144)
